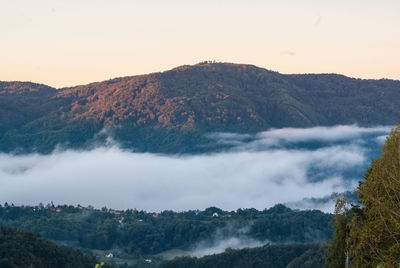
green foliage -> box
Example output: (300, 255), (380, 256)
(159, 243), (326, 268)
(327, 125), (400, 267)
(286, 246), (327, 268)
(325, 198), (353, 268)
(0, 204), (333, 256)
(347, 126), (400, 267)
(0, 225), (111, 268)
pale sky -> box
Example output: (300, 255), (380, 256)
(1, 0), (399, 88)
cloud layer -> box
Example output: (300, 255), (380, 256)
(0, 125), (390, 212)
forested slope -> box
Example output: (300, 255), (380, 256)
(1, 62), (400, 153)
(0, 225), (110, 268)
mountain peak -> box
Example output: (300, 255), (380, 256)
(1, 63), (400, 153)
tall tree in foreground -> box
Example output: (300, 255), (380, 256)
(325, 197), (352, 268)
(343, 125), (400, 267)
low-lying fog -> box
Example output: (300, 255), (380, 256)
(0, 125), (390, 212)
(189, 226), (266, 257)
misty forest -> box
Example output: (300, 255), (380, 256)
(3, 0), (400, 265)
(1, 62), (400, 267)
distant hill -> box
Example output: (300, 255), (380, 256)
(1, 62), (400, 153)
(0, 225), (109, 268)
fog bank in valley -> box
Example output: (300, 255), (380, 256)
(190, 227), (266, 257)
(0, 125), (390, 212)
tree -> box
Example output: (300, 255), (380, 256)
(347, 125), (400, 267)
(325, 197), (352, 268)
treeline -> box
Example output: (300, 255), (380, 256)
(159, 243), (326, 268)
(0, 225), (112, 268)
(0, 203), (333, 255)
(326, 125), (400, 267)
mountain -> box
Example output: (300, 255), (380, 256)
(0, 225), (111, 268)
(1, 62), (400, 153)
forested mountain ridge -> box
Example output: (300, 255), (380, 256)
(1, 62), (400, 153)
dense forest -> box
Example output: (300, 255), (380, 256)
(160, 243), (326, 268)
(1, 62), (400, 153)
(0, 203), (332, 267)
(0, 225), (111, 268)
(0, 204), (332, 253)
(326, 125), (400, 267)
